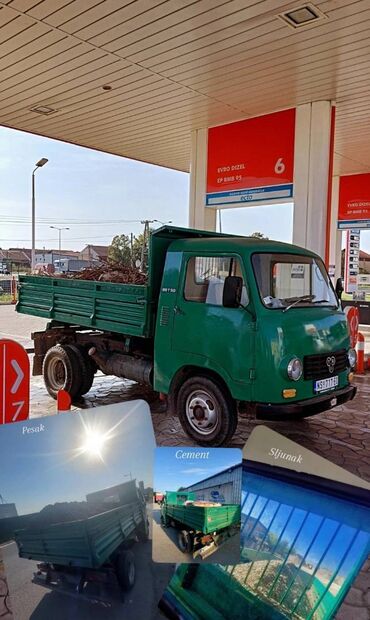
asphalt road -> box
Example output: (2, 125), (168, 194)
(152, 504), (240, 564)
(0, 538), (173, 620)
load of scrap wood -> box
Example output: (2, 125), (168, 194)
(184, 500), (223, 507)
(61, 262), (147, 285)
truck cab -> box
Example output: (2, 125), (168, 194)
(154, 230), (356, 446)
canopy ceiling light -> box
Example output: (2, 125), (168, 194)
(278, 3), (327, 29)
(30, 105), (57, 115)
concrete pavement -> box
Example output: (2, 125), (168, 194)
(0, 554), (12, 620)
(0, 306), (47, 350)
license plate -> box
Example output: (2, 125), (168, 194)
(314, 376), (339, 393)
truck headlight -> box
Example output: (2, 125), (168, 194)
(348, 348), (357, 369)
(287, 357), (303, 381)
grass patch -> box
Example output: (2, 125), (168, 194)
(0, 294), (14, 304)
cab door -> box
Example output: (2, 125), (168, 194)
(171, 253), (255, 398)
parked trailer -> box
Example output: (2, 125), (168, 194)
(160, 492), (240, 559)
(15, 484), (149, 599)
(16, 226), (357, 447)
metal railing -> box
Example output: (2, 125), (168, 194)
(224, 469), (370, 620)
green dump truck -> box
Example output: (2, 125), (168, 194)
(159, 564), (289, 620)
(14, 481), (149, 596)
(16, 226), (356, 446)
(160, 491), (240, 559)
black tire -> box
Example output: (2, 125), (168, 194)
(66, 344), (95, 396)
(178, 530), (193, 554)
(116, 550), (136, 591)
(42, 345), (83, 400)
(160, 514), (169, 528)
(137, 518), (149, 542)
(176, 376), (237, 446)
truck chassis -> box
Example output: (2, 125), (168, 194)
(33, 542), (136, 603)
(161, 515), (239, 560)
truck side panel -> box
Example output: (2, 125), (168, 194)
(17, 276), (154, 338)
(164, 504), (240, 534)
(16, 503), (144, 569)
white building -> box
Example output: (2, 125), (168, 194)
(183, 464), (242, 505)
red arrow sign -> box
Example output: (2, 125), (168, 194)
(344, 306), (360, 348)
(0, 339), (30, 425)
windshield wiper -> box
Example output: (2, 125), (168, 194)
(283, 294), (315, 312)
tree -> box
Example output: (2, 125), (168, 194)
(108, 234), (132, 266)
(250, 231), (269, 240)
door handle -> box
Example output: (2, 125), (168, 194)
(174, 305), (184, 315)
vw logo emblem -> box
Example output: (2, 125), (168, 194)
(326, 356), (336, 374)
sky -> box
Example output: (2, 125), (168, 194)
(154, 446), (241, 492)
(0, 401), (155, 515)
(0, 125), (294, 252)
(1, 125), (369, 253)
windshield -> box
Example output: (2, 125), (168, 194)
(252, 253), (338, 310)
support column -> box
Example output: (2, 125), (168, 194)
(189, 128), (216, 231)
(293, 101), (335, 260)
(329, 176), (342, 281)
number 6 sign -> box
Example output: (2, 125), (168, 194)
(274, 158), (285, 174)
(206, 108), (295, 206)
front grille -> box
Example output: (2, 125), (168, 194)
(304, 349), (348, 380)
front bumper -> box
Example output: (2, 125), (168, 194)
(255, 384), (357, 420)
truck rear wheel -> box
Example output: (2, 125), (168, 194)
(67, 345), (95, 396)
(116, 550), (136, 591)
(177, 376), (237, 446)
(137, 518), (149, 542)
(160, 514), (169, 527)
(178, 530), (193, 554)
(42, 345), (83, 400)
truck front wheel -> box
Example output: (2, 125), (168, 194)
(177, 376), (237, 446)
(42, 345), (83, 400)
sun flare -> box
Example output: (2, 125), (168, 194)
(81, 429), (107, 459)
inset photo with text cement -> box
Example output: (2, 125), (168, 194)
(153, 447), (241, 564)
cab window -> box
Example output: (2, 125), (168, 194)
(184, 256), (248, 306)
(252, 253), (338, 309)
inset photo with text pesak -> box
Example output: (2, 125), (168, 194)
(0, 402), (173, 620)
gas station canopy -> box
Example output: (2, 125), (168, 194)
(0, 0), (369, 174)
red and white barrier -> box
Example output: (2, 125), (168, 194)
(356, 332), (365, 374)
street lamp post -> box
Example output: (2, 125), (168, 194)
(50, 226), (70, 267)
(31, 158), (48, 270)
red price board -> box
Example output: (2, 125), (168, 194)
(206, 108), (295, 206)
(338, 173), (370, 229)
(0, 339), (30, 424)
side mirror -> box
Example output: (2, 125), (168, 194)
(223, 276), (243, 308)
(335, 277), (343, 300)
